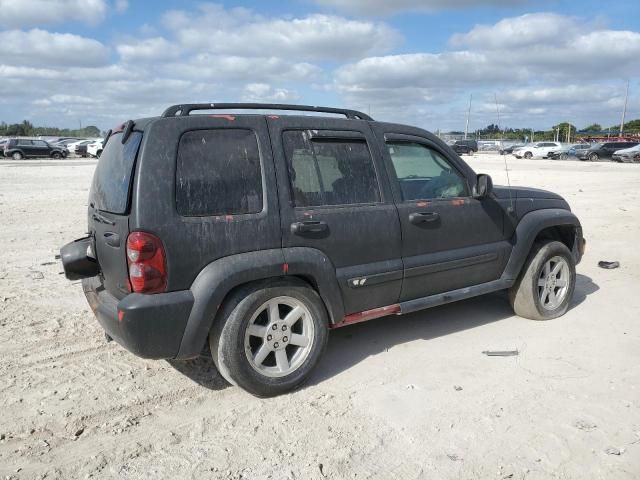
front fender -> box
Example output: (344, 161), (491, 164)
(501, 208), (582, 282)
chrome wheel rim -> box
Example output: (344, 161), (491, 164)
(538, 256), (570, 311)
(244, 296), (315, 378)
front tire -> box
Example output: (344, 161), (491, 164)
(12, 152), (23, 160)
(51, 152), (61, 159)
(559, 153), (568, 160)
(509, 241), (576, 320)
(524, 151), (533, 159)
(589, 153), (599, 161)
(209, 279), (329, 397)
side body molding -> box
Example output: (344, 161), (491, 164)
(501, 208), (581, 282)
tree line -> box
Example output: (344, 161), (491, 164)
(0, 120), (102, 138)
(466, 119), (640, 141)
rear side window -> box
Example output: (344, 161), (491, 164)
(176, 129), (263, 216)
(90, 131), (142, 214)
(282, 130), (380, 207)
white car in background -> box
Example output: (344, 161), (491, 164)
(513, 142), (563, 159)
(87, 139), (104, 158)
(611, 144), (640, 163)
(65, 139), (91, 155)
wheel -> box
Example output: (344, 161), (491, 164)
(559, 153), (568, 160)
(524, 151), (533, 159)
(509, 241), (576, 320)
(11, 152), (23, 160)
(209, 279), (329, 397)
(589, 153), (599, 161)
(51, 152), (61, 159)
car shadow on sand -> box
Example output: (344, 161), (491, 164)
(308, 273), (599, 387)
(167, 274), (598, 390)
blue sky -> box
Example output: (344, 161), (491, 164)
(1, 0), (639, 132)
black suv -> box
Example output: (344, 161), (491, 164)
(576, 141), (639, 161)
(4, 138), (67, 159)
(451, 139), (478, 155)
(61, 103), (585, 397)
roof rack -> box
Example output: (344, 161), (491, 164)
(161, 103), (373, 121)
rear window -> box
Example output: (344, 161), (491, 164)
(176, 129), (263, 216)
(89, 131), (142, 214)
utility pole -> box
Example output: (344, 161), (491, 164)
(620, 79), (629, 136)
(464, 94), (472, 140)
(531, 129), (534, 143)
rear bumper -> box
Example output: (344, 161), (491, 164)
(83, 276), (194, 359)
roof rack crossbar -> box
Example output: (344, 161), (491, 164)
(161, 103), (373, 121)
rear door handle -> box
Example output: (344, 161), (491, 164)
(291, 220), (328, 235)
(409, 212), (440, 224)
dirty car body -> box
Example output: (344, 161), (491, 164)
(61, 103), (586, 396)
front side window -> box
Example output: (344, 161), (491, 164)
(176, 129), (263, 216)
(283, 130), (380, 207)
(387, 142), (469, 201)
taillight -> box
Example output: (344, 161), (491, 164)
(126, 231), (167, 294)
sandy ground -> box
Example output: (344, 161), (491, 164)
(0, 154), (639, 480)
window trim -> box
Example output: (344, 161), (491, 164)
(283, 129), (384, 209)
(174, 127), (268, 220)
(385, 139), (472, 203)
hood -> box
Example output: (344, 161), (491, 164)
(493, 186), (565, 201)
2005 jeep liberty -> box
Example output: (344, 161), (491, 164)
(61, 103), (586, 397)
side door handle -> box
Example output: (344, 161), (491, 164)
(291, 220), (328, 235)
(409, 212), (440, 225)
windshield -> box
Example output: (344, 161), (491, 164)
(89, 132), (142, 214)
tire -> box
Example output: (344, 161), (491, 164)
(51, 152), (61, 159)
(12, 152), (23, 160)
(524, 151), (533, 159)
(209, 279), (329, 397)
(509, 241), (576, 321)
(589, 153), (599, 162)
(559, 153), (568, 160)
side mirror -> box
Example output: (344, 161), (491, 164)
(474, 174), (493, 199)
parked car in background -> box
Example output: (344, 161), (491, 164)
(52, 138), (81, 149)
(547, 143), (589, 160)
(0, 139), (8, 156)
(500, 143), (524, 155)
(577, 141), (639, 161)
(3, 138), (67, 159)
(451, 139), (478, 155)
(66, 139), (93, 156)
(513, 142), (562, 159)
(567, 143), (591, 158)
(87, 139), (104, 158)
(612, 144), (640, 163)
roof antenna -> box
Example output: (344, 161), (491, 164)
(495, 93), (514, 215)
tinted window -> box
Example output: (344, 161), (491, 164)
(387, 142), (469, 201)
(283, 130), (380, 207)
(33, 140), (47, 147)
(176, 129), (263, 216)
(18, 139), (32, 146)
(89, 132), (142, 214)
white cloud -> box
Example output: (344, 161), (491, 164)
(0, 29), (109, 67)
(313, 0), (527, 15)
(241, 83), (299, 103)
(159, 5), (399, 61)
(116, 37), (182, 62)
(114, 0), (128, 13)
(0, 0), (108, 28)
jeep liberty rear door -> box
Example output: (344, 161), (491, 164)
(268, 116), (403, 315)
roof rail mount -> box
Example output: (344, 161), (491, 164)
(161, 103), (373, 121)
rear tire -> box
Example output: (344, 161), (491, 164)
(589, 153), (599, 161)
(559, 153), (568, 160)
(51, 152), (61, 159)
(209, 279), (329, 397)
(509, 241), (576, 320)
